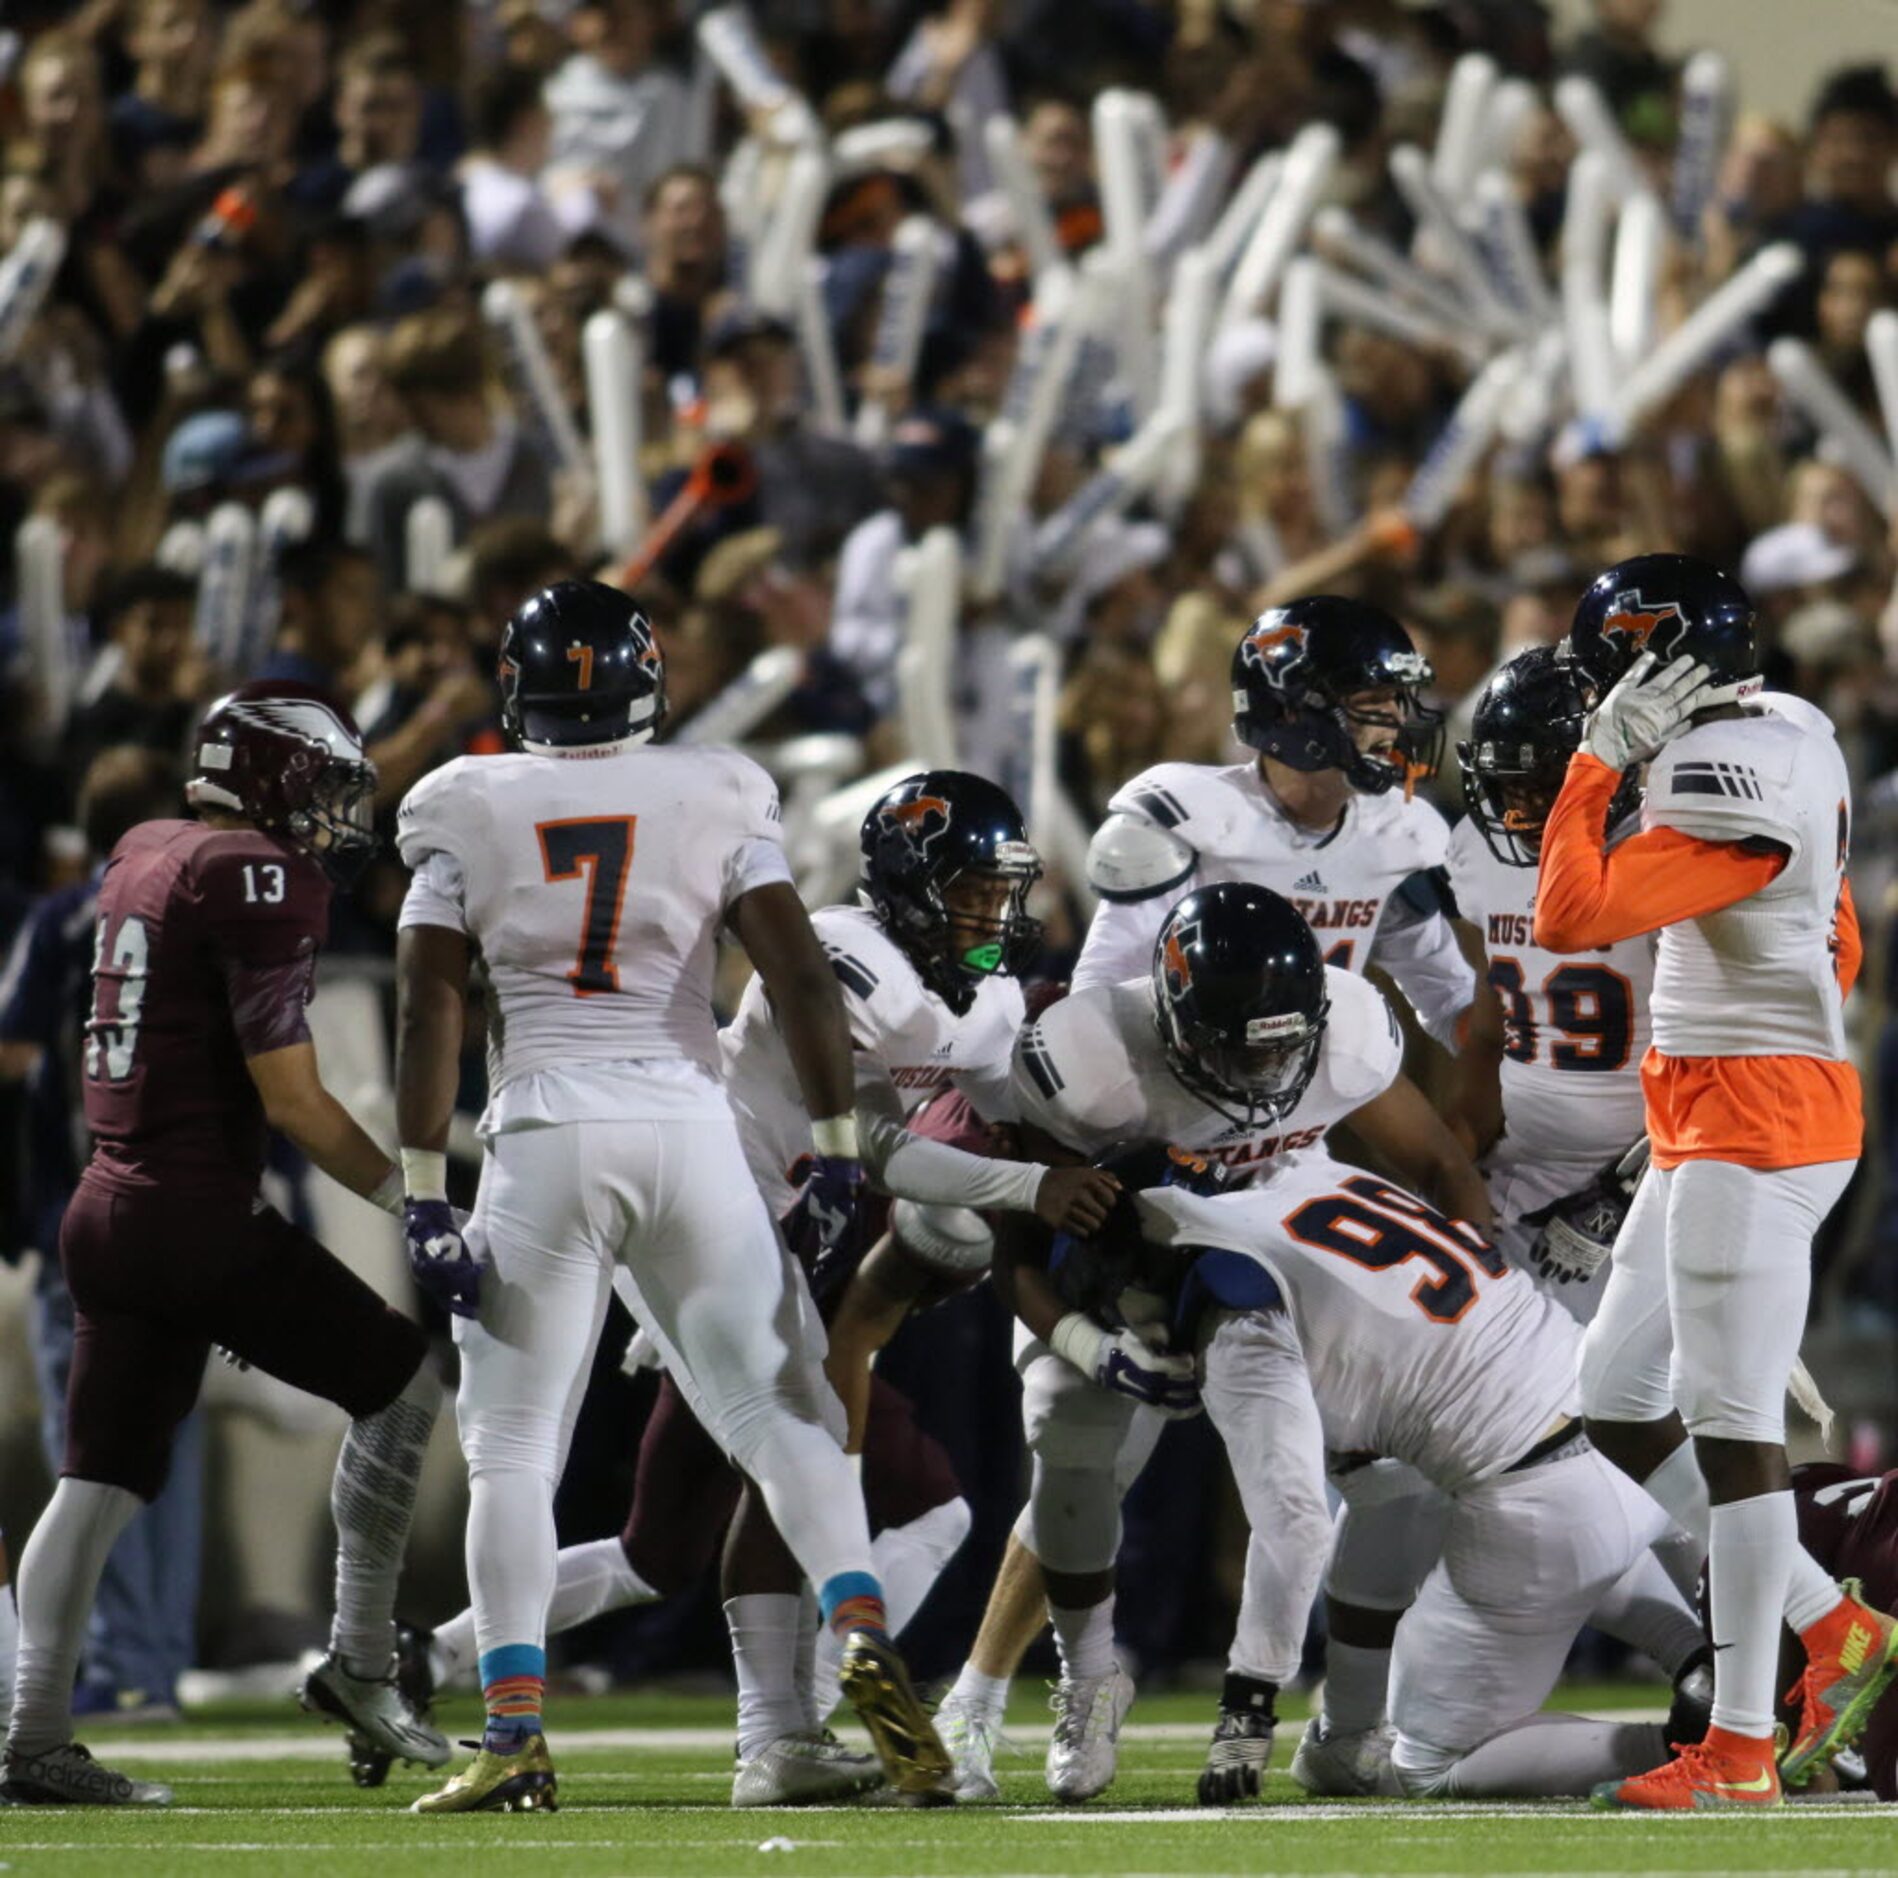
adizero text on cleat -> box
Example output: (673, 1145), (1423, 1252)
(0, 1742), (172, 1807)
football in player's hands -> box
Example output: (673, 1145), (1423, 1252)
(1034, 1165), (1122, 1235)
(1580, 653), (1714, 771)
(403, 1196), (483, 1319)
(796, 1154), (866, 1301)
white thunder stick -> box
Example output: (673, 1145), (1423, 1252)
(1608, 190), (1667, 372)
(404, 495), (454, 600)
(1671, 51), (1734, 246)
(855, 216), (943, 449)
(794, 257), (847, 433)
(1302, 366), (1356, 537)
(195, 502), (260, 672)
(1867, 308), (1898, 469)
(1313, 261), (1491, 368)
(1218, 122), (1339, 333)
(1553, 74), (1646, 203)
(1499, 326), (1570, 445)
(696, 5), (817, 145)
(585, 308), (648, 556)
(674, 645), (802, 746)
(154, 519), (205, 577)
(1271, 256), (1324, 413)
(1155, 244), (1217, 503)
(0, 217), (66, 365)
(750, 143), (829, 319)
(1469, 171), (1557, 332)
(1562, 150), (1620, 435)
(1610, 241), (1804, 435)
(1481, 77), (1540, 172)
(1146, 125), (1232, 267)
(1029, 408), (1186, 576)
(1388, 142), (1514, 337)
(1402, 349), (1524, 532)
(1312, 205), (1475, 334)
(984, 113), (1066, 303)
(243, 485), (315, 678)
(968, 418), (1018, 606)
(1768, 337), (1898, 510)
(1095, 90), (1158, 418)
(1432, 52), (1498, 201)
(1008, 632), (1062, 850)
(481, 279), (589, 479)
(15, 515), (71, 736)
(894, 525), (962, 770)
(1204, 150), (1284, 283)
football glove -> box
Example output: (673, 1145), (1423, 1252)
(403, 1198), (482, 1320)
(1050, 1312), (1201, 1417)
(1579, 653), (1712, 771)
(794, 1153), (866, 1301)
(1521, 1137), (1649, 1287)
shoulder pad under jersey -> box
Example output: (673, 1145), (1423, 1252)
(1086, 812), (1198, 903)
(395, 756), (480, 869)
(1646, 715), (1804, 852)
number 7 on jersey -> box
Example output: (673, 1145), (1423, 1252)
(537, 817), (635, 995)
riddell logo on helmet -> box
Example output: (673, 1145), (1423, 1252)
(881, 795), (952, 862)
(1601, 591), (1683, 655)
(1161, 926), (1194, 996)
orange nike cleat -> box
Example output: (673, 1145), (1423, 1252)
(1590, 1727), (1782, 1811)
(1781, 1580), (1898, 1788)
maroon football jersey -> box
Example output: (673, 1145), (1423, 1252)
(81, 820), (330, 1193)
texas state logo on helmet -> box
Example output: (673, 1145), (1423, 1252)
(1562, 553), (1761, 710)
(878, 792), (953, 867)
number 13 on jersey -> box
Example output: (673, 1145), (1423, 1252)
(537, 817), (635, 995)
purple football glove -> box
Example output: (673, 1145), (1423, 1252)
(794, 1154), (866, 1301)
(404, 1197), (482, 1319)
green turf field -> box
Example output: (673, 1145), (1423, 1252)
(3, 1686), (1894, 1877)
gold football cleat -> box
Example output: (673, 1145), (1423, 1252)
(836, 1629), (955, 1805)
(410, 1734), (557, 1814)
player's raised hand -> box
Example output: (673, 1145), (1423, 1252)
(1580, 653), (1714, 771)
(797, 1153), (867, 1301)
(1033, 1166), (1122, 1235)
(403, 1197), (483, 1319)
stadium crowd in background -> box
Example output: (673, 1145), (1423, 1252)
(0, 0), (1897, 1716)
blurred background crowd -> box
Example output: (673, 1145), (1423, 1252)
(1, 0), (1897, 1719)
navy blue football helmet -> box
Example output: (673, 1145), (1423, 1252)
(498, 580), (666, 750)
(1232, 595), (1443, 794)
(1152, 883), (1330, 1127)
(1457, 647), (1640, 865)
(1561, 553), (1760, 710)
(860, 771), (1042, 1015)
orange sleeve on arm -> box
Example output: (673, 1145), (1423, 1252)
(1534, 751), (1787, 951)
(1835, 876), (1863, 998)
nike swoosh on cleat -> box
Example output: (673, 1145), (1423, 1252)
(1713, 1770), (1776, 1794)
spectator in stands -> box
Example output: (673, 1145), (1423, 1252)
(323, 323), (407, 491)
(642, 164), (727, 380)
(296, 31), (428, 215)
(60, 565), (199, 781)
(1561, 0), (1675, 145)
(460, 64), (569, 273)
(1793, 63), (1898, 263)
(113, 0), (216, 158)
(260, 540), (379, 699)
(464, 516), (576, 657)
(357, 593), (493, 812)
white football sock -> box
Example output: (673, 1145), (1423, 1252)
(0, 1569), (18, 1722)
(1640, 1444), (1712, 1548)
(330, 1363), (440, 1678)
(1707, 1491), (1796, 1738)
(1783, 1546), (1845, 1634)
(546, 1536), (659, 1633)
(727, 1593), (808, 1762)
(1321, 1639), (1391, 1735)
(810, 1500), (973, 1722)
(947, 1660), (1012, 1726)
(793, 1588), (821, 1730)
(1588, 1550), (1704, 1680)
(1049, 1600), (1115, 1682)
(6, 1479), (140, 1756)
(466, 1469), (557, 1665)
(1432, 1715), (1668, 1798)
(1652, 1524), (1705, 1604)
(429, 1606), (478, 1690)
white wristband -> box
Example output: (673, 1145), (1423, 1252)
(811, 1114), (860, 1159)
(367, 1165), (406, 1217)
(400, 1148), (448, 1203)
(1049, 1311), (1107, 1379)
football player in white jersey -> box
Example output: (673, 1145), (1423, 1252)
(1538, 554), (1898, 1809)
(934, 884), (1489, 1803)
(1449, 646), (1655, 1322)
(1074, 596), (1476, 1051)
(1129, 1147), (1693, 1798)
(413, 768), (1116, 1807)
(391, 582), (950, 1811)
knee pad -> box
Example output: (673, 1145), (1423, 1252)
(1018, 1457), (1122, 1576)
(1327, 1464), (1446, 1611)
(459, 1407), (566, 1481)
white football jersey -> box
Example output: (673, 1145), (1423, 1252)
(1138, 1150), (1580, 1491)
(1447, 814), (1652, 1163)
(1075, 760), (1473, 1040)
(1643, 694), (1852, 1060)
(1011, 965), (1401, 1180)
(721, 905), (1025, 1218)
(397, 744), (790, 1106)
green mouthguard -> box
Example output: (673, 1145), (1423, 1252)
(962, 941), (1005, 974)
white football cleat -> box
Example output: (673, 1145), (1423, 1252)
(1289, 1717), (1398, 1796)
(299, 1652), (451, 1773)
(731, 1730), (884, 1807)
(933, 1692), (1005, 1801)
(1, 1742), (172, 1806)
(1045, 1662), (1134, 1804)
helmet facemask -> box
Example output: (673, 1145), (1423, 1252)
(890, 846), (1043, 1013)
(292, 757), (380, 886)
(1338, 679), (1444, 798)
(1458, 737), (1569, 867)
(1156, 991), (1329, 1129)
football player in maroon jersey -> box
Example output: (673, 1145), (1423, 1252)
(1, 684), (450, 1807)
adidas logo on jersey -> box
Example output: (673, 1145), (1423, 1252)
(1293, 870), (1327, 893)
